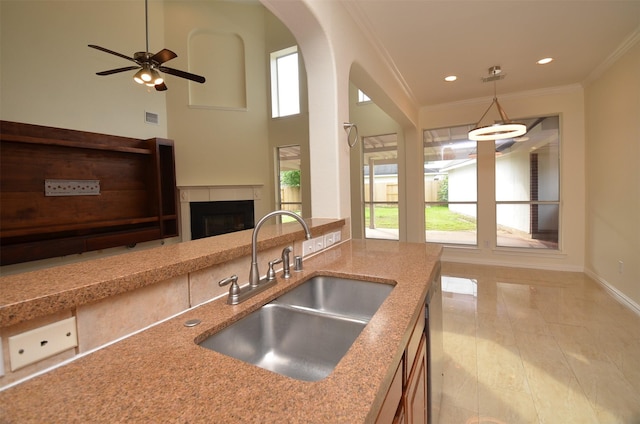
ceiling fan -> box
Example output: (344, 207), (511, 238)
(88, 0), (205, 91)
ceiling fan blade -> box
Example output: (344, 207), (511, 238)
(155, 82), (168, 91)
(96, 66), (140, 76)
(159, 66), (206, 83)
(151, 49), (177, 65)
(88, 44), (138, 64)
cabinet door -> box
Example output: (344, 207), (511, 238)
(405, 334), (427, 424)
(376, 358), (404, 423)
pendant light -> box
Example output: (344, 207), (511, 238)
(468, 66), (526, 141)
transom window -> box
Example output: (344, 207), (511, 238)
(270, 46), (300, 118)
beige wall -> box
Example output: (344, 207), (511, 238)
(0, 1), (168, 139)
(585, 42), (640, 308)
(163, 1), (279, 221)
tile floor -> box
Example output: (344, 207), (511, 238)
(439, 262), (640, 424)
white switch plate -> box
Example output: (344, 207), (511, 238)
(324, 233), (335, 247)
(313, 236), (325, 252)
(333, 230), (342, 242)
(9, 316), (78, 371)
(302, 239), (315, 256)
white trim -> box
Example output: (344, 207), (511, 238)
(422, 84), (583, 111)
(583, 26), (640, 85)
(584, 269), (640, 317)
(442, 255), (583, 273)
(178, 185), (264, 241)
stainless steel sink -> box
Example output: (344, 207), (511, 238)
(273, 275), (394, 321)
(198, 276), (394, 381)
(198, 303), (366, 381)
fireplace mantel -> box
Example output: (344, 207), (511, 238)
(178, 185), (265, 241)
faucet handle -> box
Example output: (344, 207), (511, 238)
(267, 258), (282, 281)
(218, 274), (238, 287)
(218, 274), (240, 300)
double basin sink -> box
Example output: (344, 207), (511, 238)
(198, 275), (394, 382)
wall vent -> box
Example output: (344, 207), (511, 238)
(145, 111), (159, 125)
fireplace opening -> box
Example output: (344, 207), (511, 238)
(190, 200), (254, 240)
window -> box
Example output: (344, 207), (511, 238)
(358, 89), (371, 103)
(276, 145), (302, 218)
(423, 115), (560, 250)
(363, 134), (399, 240)
(423, 125), (478, 245)
(496, 116), (560, 249)
(270, 46), (300, 118)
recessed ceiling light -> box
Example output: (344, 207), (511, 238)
(537, 57), (553, 65)
(444, 75), (457, 82)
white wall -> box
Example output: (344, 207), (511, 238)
(585, 41), (640, 308)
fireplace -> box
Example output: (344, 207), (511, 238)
(190, 200), (254, 240)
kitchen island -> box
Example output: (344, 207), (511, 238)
(0, 238), (441, 422)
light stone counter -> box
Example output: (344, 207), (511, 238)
(0, 236), (441, 422)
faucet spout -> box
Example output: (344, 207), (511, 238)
(249, 210), (311, 287)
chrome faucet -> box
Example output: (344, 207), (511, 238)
(249, 210), (311, 286)
(219, 210), (311, 305)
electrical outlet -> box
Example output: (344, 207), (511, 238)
(313, 236), (325, 252)
(333, 231), (342, 243)
(618, 260), (624, 274)
(302, 239), (315, 257)
(8, 317), (78, 371)
(324, 233), (335, 247)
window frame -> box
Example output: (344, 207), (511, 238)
(269, 46), (300, 118)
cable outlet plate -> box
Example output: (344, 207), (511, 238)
(8, 316), (78, 371)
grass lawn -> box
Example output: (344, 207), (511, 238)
(364, 204), (475, 231)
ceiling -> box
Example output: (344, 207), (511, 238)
(344, 1), (640, 107)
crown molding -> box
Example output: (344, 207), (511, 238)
(421, 84), (584, 112)
(341, 1), (418, 106)
(583, 26), (640, 86)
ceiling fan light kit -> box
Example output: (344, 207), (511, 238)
(89, 0), (205, 91)
(468, 66), (526, 141)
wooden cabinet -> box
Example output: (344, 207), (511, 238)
(376, 306), (428, 424)
(0, 121), (178, 265)
(405, 334), (428, 424)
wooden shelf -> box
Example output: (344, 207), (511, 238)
(0, 121), (178, 266)
(0, 217), (160, 239)
(1, 134), (153, 155)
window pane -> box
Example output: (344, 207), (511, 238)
(270, 47), (300, 118)
(363, 134), (398, 240)
(496, 115), (559, 249)
(424, 125), (477, 245)
(497, 203), (559, 248)
(277, 145), (301, 220)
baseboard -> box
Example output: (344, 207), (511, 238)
(441, 254), (584, 272)
(584, 269), (640, 317)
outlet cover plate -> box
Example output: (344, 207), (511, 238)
(8, 316), (78, 371)
(324, 233), (335, 247)
(302, 239), (315, 257)
(313, 236), (325, 252)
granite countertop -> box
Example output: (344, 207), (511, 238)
(0, 218), (344, 327)
(0, 239), (441, 423)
